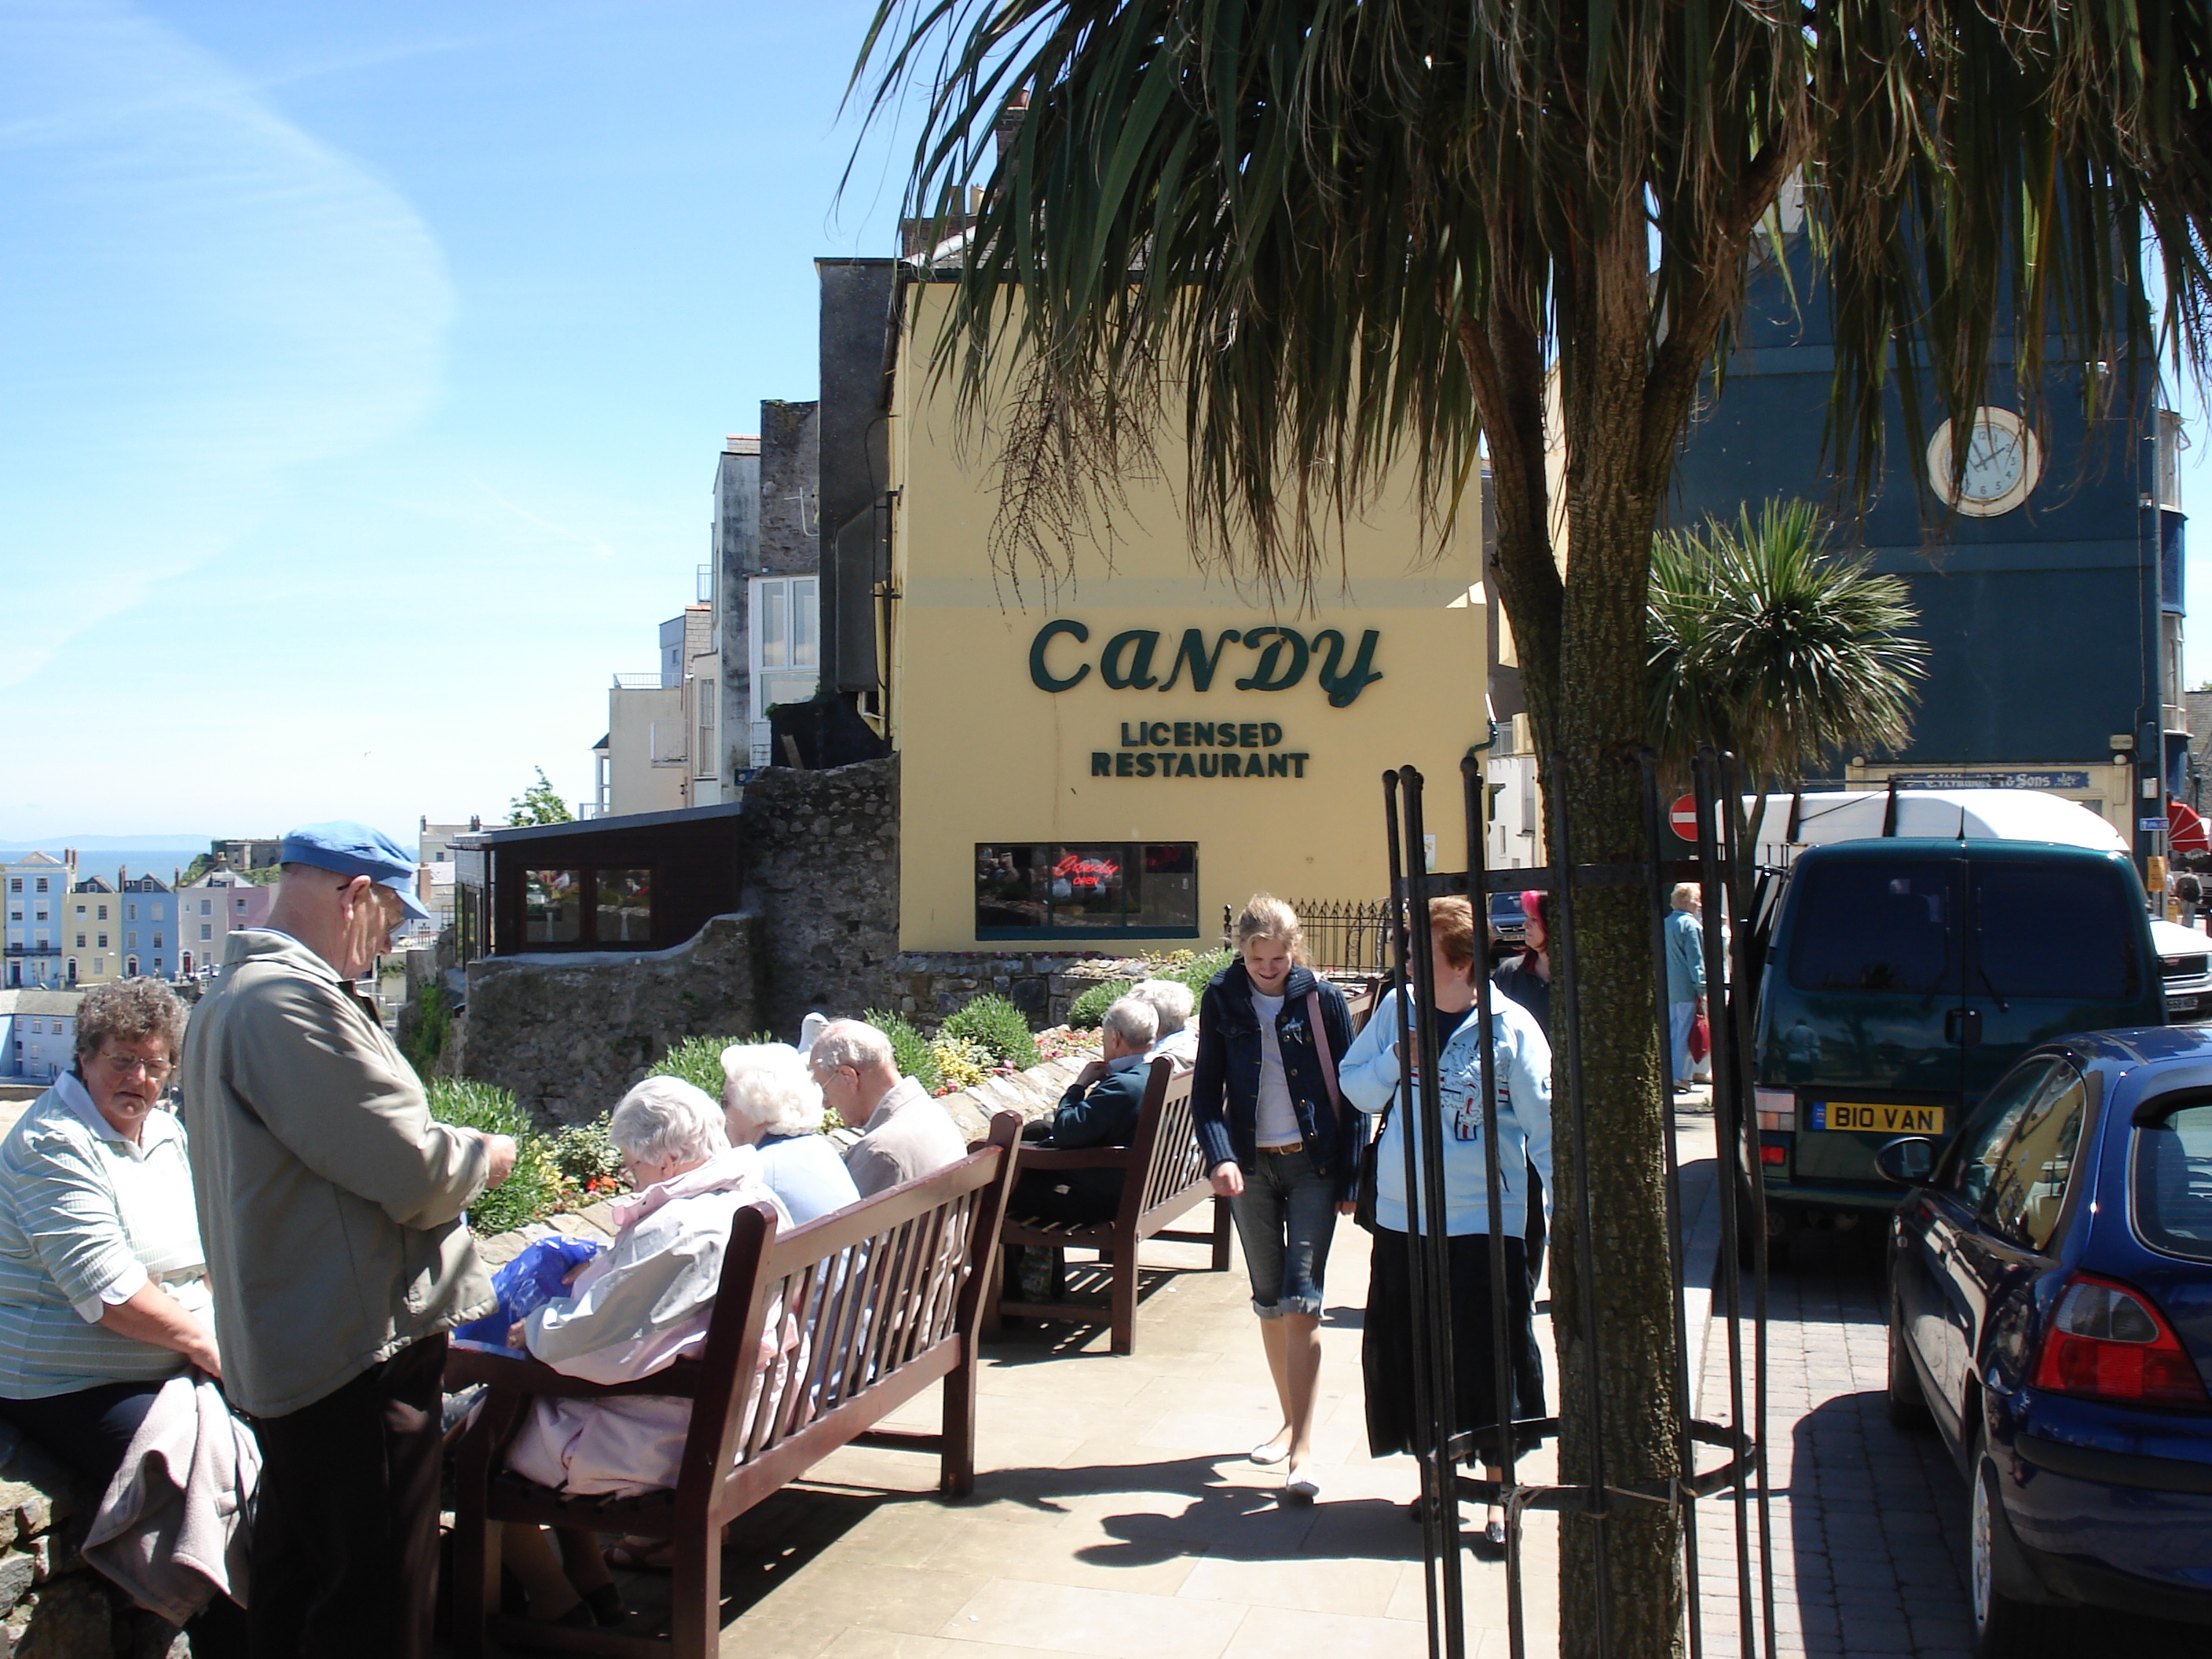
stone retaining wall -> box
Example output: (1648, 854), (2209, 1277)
(454, 914), (762, 1126)
(879, 953), (1159, 1029)
(743, 756), (900, 1041)
(0, 1423), (183, 1658)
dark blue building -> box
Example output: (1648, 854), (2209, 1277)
(1671, 225), (2188, 866)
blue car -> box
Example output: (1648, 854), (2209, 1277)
(1880, 1026), (2212, 1654)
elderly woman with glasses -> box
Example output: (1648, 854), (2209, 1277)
(0, 979), (220, 1482)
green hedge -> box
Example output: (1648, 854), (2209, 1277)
(1066, 980), (1133, 1030)
(648, 1032), (775, 1098)
(940, 993), (1038, 1069)
(862, 1009), (943, 1093)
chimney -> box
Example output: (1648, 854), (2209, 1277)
(994, 86), (1030, 163)
(723, 434), (759, 456)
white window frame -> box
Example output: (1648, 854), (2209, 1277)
(749, 575), (821, 723)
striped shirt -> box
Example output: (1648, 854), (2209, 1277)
(0, 1072), (211, 1398)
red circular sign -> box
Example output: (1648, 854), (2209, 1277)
(1669, 794), (1701, 842)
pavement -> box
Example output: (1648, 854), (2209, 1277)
(474, 1099), (2198, 1657)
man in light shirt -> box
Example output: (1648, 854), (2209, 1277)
(810, 1019), (968, 1196)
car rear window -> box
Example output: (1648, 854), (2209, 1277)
(1787, 862), (1960, 995)
(1971, 863), (2141, 1002)
(2134, 1102), (2212, 1262)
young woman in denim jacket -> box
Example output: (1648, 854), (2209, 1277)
(1338, 895), (1552, 1552)
(1190, 895), (1359, 1503)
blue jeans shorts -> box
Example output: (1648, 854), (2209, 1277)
(1228, 1144), (1339, 1320)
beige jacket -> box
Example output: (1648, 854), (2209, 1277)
(180, 930), (493, 1417)
(844, 1075), (968, 1198)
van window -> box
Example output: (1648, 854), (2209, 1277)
(2135, 1101), (2212, 1262)
(1787, 862), (1960, 995)
(1983, 1065), (2089, 1251)
(1970, 863), (2140, 1002)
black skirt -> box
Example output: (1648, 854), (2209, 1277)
(1363, 1227), (1546, 1464)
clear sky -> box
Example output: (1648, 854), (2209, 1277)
(7, 2), (2212, 846)
(1, 0), (921, 844)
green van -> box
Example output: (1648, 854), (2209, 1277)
(1750, 837), (2164, 1248)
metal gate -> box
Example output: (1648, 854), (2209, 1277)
(1380, 746), (1777, 1659)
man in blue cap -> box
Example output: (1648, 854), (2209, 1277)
(181, 822), (517, 1659)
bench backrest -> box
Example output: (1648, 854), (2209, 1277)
(679, 1111), (1021, 1514)
(1124, 1058), (1208, 1230)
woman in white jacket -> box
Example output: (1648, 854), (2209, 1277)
(498, 1078), (793, 1628)
(1337, 895), (1551, 1553)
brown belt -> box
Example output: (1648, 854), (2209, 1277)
(1258, 1142), (1304, 1155)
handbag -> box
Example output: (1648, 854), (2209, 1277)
(1689, 1010), (1712, 1064)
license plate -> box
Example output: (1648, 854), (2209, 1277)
(2172, 996), (2203, 1014)
(1808, 1101), (1947, 1135)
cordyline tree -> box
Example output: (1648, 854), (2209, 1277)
(851, 2), (2212, 1652)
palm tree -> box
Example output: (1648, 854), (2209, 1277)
(1649, 496), (1928, 851)
(851, 5), (2212, 1652)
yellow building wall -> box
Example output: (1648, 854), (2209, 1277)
(889, 283), (1491, 953)
(64, 892), (119, 985)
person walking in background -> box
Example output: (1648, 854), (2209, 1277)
(720, 1042), (862, 1225)
(1490, 891), (1552, 1295)
(1664, 883), (1707, 1097)
(1339, 895), (1552, 1556)
(1191, 895), (1358, 1503)
(181, 823), (516, 1659)
(811, 1019), (967, 1197)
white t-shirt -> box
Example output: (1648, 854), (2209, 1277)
(1251, 990), (1302, 1147)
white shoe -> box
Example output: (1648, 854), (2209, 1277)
(1250, 1438), (1290, 1467)
(1282, 1468), (1320, 1504)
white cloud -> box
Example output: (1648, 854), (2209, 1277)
(0, 0), (454, 685)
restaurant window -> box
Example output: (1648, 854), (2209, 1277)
(522, 866), (654, 947)
(974, 844), (1199, 939)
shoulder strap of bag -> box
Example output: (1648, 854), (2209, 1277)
(1306, 990), (1343, 1124)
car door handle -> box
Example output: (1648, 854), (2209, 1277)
(1944, 1008), (1983, 1046)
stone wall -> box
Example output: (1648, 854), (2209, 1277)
(880, 952), (1151, 1029)
(0, 1423), (181, 1658)
(454, 914), (761, 1126)
(742, 756), (900, 1040)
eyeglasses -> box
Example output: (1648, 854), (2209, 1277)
(96, 1052), (172, 1082)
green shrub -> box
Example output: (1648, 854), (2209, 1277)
(424, 1079), (566, 1236)
(400, 982), (452, 1075)
(862, 1009), (942, 1093)
(550, 1119), (624, 1188)
(1067, 979), (1132, 1030)
(649, 1033), (775, 1098)
(1170, 947), (1234, 994)
(940, 993), (1038, 1069)
(928, 1034), (994, 1093)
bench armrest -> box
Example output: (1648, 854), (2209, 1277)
(1013, 1146), (1137, 1172)
(444, 1342), (703, 1401)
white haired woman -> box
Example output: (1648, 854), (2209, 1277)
(1128, 979), (1199, 1075)
(496, 1077), (792, 1627)
(720, 1042), (860, 1225)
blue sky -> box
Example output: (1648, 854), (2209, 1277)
(0, 0), (919, 843)
(7, 2), (2212, 846)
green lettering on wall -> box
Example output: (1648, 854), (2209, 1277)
(1234, 626), (1310, 690)
(1314, 628), (1385, 707)
(1261, 722), (1283, 747)
(1136, 753), (1156, 777)
(1221, 753), (1242, 777)
(1092, 753), (1111, 776)
(1176, 753), (1196, 777)
(1100, 630), (1163, 690)
(1030, 619), (1091, 690)
(1157, 628), (1240, 691)
(1268, 753), (1290, 777)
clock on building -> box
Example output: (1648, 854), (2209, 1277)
(1925, 405), (2042, 517)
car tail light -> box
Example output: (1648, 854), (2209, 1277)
(2029, 1273), (2210, 1408)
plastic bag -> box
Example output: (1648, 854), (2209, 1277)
(1688, 1013), (1711, 1064)
(451, 1235), (602, 1349)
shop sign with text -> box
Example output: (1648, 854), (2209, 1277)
(1028, 619), (1384, 707)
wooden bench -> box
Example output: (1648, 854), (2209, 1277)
(443, 1111), (1023, 1659)
(982, 1057), (1229, 1356)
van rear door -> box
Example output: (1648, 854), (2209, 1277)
(1778, 857), (1967, 1166)
(1962, 857), (2154, 1099)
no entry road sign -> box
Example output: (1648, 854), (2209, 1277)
(1670, 794), (1701, 842)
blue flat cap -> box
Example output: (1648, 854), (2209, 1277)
(280, 821), (432, 921)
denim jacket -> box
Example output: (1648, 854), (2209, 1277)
(1338, 987), (1553, 1237)
(1191, 962), (1361, 1201)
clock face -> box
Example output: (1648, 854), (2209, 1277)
(1928, 407), (2041, 517)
